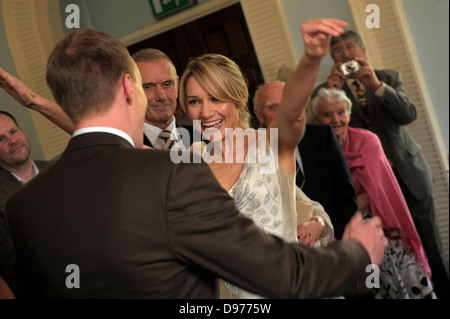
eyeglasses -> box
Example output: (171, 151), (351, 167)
(332, 43), (358, 56)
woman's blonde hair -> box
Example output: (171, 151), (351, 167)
(179, 53), (250, 127)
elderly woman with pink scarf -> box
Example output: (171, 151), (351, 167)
(309, 88), (435, 299)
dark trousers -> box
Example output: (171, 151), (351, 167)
(394, 168), (449, 299)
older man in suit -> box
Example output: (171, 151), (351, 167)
(2, 23), (388, 299)
(312, 30), (449, 298)
(131, 48), (193, 150)
(0, 111), (53, 297)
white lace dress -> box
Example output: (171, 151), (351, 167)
(219, 130), (297, 299)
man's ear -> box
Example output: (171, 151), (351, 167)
(253, 108), (263, 123)
(122, 73), (134, 104)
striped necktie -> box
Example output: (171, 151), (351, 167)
(352, 80), (371, 128)
(158, 130), (175, 149)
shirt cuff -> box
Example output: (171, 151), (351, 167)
(374, 81), (386, 98)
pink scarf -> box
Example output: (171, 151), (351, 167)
(343, 127), (431, 278)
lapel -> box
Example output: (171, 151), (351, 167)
(143, 133), (153, 148)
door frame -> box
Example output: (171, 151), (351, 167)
(120, 0), (298, 83)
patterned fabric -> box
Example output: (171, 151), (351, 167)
(345, 127), (435, 299)
(352, 80), (371, 128)
(362, 214), (436, 299)
(158, 130), (175, 149)
(220, 130), (297, 299)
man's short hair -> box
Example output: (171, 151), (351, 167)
(131, 48), (178, 78)
(0, 111), (20, 127)
(309, 88), (352, 120)
(46, 28), (136, 124)
(330, 30), (364, 55)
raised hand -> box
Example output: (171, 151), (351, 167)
(0, 67), (40, 109)
(301, 18), (348, 59)
(0, 67), (75, 134)
(354, 57), (383, 91)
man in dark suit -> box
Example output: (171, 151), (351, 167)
(312, 30), (449, 298)
(253, 81), (357, 239)
(298, 123), (357, 239)
(131, 49), (193, 150)
(0, 111), (53, 297)
(4, 26), (387, 299)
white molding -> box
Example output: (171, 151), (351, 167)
(240, 0), (297, 82)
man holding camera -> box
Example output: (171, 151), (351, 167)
(311, 30), (449, 299)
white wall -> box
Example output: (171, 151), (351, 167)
(281, 0), (356, 88)
(402, 0), (449, 152)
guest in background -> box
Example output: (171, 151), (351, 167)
(310, 87), (435, 299)
(0, 111), (53, 297)
(312, 30), (448, 298)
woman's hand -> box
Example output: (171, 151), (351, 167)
(301, 18), (348, 60)
(0, 67), (75, 134)
(297, 219), (324, 247)
(0, 67), (41, 109)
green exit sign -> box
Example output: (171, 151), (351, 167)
(150, 0), (197, 19)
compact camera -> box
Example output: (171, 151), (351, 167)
(339, 60), (360, 75)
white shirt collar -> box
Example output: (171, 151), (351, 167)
(72, 127), (135, 147)
(10, 161), (39, 185)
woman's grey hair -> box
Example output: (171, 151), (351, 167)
(309, 88), (352, 120)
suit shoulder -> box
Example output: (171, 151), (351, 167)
(303, 123), (334, 140)
(376, 69), (400, 82)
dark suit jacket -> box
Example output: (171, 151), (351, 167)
(0, 160), (53, 297)
(313, 69), (433, 201)
(6, 132), (370, 299)
(298, 123), (357, 238)
(0, 161), (53, 215)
